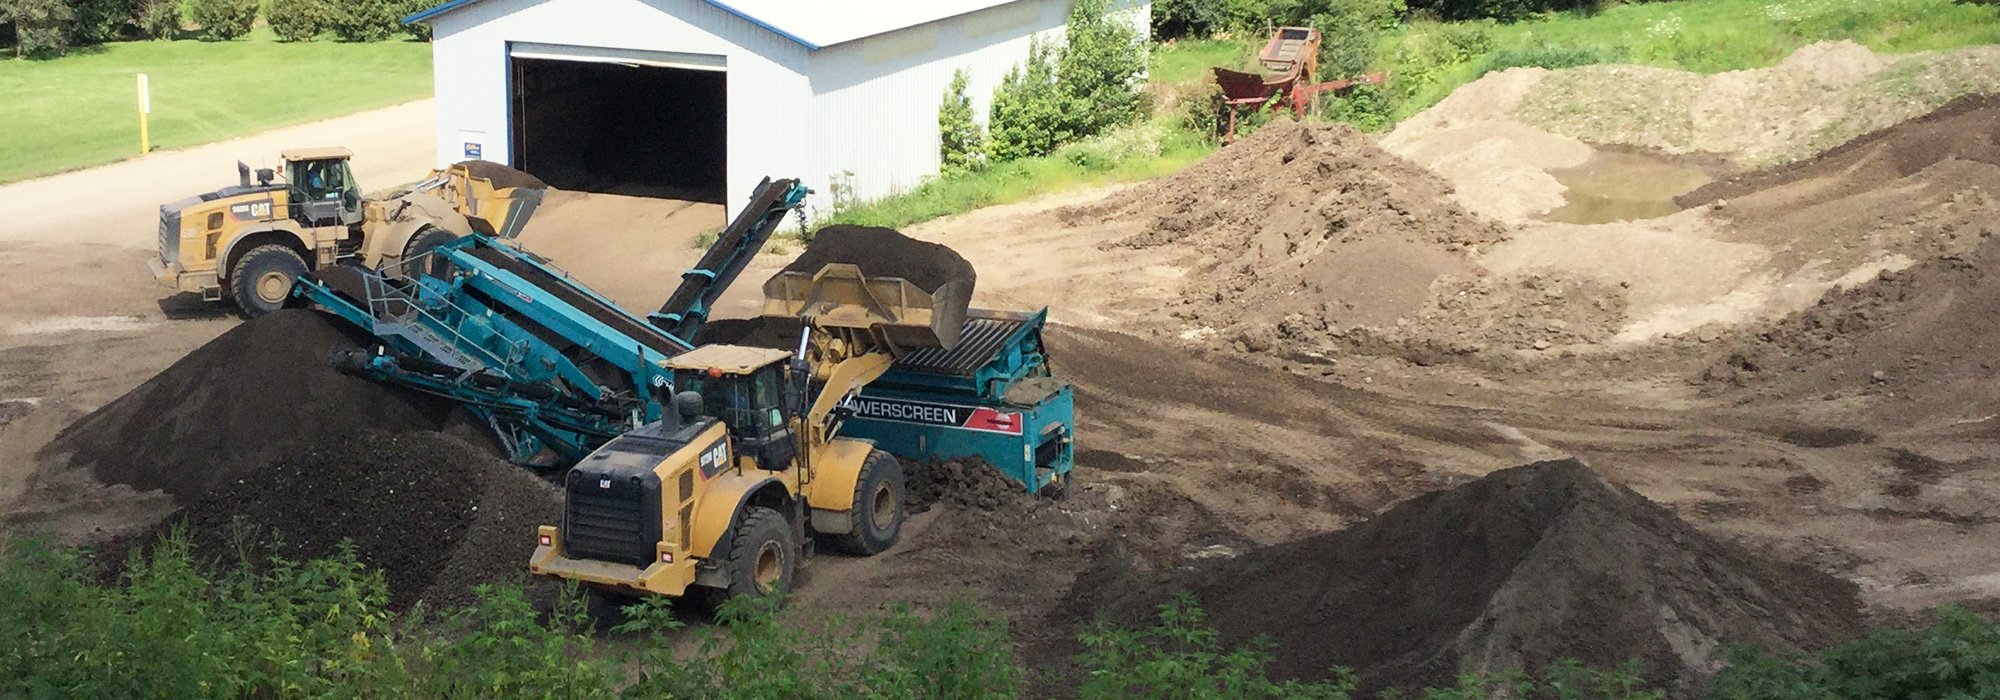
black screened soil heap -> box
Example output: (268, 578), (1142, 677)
(1068, 459), (1864, 697)
(901, 456), (1026, 514)
(455, 159), (548, 191)
(783, 225), (975, 294)
(691, 315), (804, 349)
(43, 309), (456, 501)
(107, 430), (560, 611)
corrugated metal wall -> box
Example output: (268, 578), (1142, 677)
(429, 0), (1151, 220)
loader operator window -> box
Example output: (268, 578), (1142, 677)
(676, 368), (785, 440)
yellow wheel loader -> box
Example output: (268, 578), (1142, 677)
(150, 148), (545, 316)
(531, 263), (974, 602)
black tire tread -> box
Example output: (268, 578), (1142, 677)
(724, 506), (794, 598)
(828, 450), (904, 556)
(228, 245), (307, 318)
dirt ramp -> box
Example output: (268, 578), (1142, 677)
(1077, 118), (1509, 337)
(1703, 233), (2000, 418)
(108, 431), (559, 610)
(43, 309), (455, 501)
(1682, 93), (2000, 211)
(1069, 459), (1861, 695)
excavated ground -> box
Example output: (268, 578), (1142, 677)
(4, 41), (2000, 698)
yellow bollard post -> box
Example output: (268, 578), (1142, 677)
(137, 73), (151, 154)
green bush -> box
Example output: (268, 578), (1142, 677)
(135, 0), (179, 38)
(1078, 594), (1359, 699)
(988, 37), (1067, 161)
(1, 0), (75, 56)
(327, 0), (399, 41)
(398, 0), (431, 40)
(66, 0), (139, 44)
(187, 0), (256, 40)
(1709, 605), (2000, 698)
(939, 69), (986, 175)
(267, 0), (328, 41)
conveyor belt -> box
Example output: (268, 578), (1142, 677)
(466, 246), (688, 356)
(893, 310), (1029, 378)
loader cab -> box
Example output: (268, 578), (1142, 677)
(667, 345), (799, 472)
(282, 147), (362, 229)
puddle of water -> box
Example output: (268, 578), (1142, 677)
(1543, 151), (1714, 225)
(8, 315), (158, 335)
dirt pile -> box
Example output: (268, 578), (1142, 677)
(902, 457), (1027, 514)
(690, 315), (803, 349)
(1082, 119), (1509, 339)
(106, 430), (560, 610)
(783, 225), (976, 294)
(42, 309), (457, 500)
(1701, 233), (2000, 411)
(1064, 459), (1862, 695)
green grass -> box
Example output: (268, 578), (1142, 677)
(821, 124), (1214, 232)
(1150, 36), (1254, 86)
(0, 27), (432, 184)
(1375, 0), (2000, 123)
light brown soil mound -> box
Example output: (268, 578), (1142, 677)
(1063, 459), (1862, 696)
(42, 309), (457, 501)
(1078, 119), (1509, 334)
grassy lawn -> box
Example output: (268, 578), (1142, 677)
(0, 27), (432, 184)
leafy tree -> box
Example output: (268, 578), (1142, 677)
(267, 0), (328, 41)
(1, 0), (73, 56)
(136, 0), (180, 39)
(67, 0), (140, 45)
(188, 0), (256, 40)
(398, 0), (432, 40)
(938, 69), (986, 175)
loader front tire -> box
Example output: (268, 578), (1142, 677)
(828, 450), (904, 556)
(399, 227), (458, 277)
(722, 506), (795, 599)
(230, 245), (307, 318)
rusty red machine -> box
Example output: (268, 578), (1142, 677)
(1212, 27), (1386, 143)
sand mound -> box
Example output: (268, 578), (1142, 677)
(43, 310), (456, 501)
(105, 430), (559, 610)
(1068, 459), (1862, 695)
(787, 225), (975, 293)
(1080, 119), (1508, 336)
(1702, 233), (2000, 412)
(454, 160), (548, 191)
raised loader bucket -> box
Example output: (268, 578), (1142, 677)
(440, 161), (547, 240)
(762, 263), (972, 351)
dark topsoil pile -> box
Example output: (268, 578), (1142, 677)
(1073, 118), (1510, 335)
(1059, 459), (1862, 696)
(1681, 93), (2000, 210)
(782, 225), (975, 293)
(102, 430), (560, 611)
(901, 457), (1027, 514)
(1701, 232), (2000, 415)
(43, 309), (460, 500)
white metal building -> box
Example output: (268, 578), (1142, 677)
(409, 0), (1150, 217)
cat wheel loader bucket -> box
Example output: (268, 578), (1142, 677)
(761, 263), (973, 354)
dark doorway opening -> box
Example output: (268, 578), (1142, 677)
(509, 57), (726, 202)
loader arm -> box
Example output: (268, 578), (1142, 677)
(803, 351), (895, 447)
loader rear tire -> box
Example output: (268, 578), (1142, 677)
(229, 245), (307, 318)
(828, 450), (904, 556)
(721, 506), (795, 599)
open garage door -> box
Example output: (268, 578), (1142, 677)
(509, 43), (726, 202)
